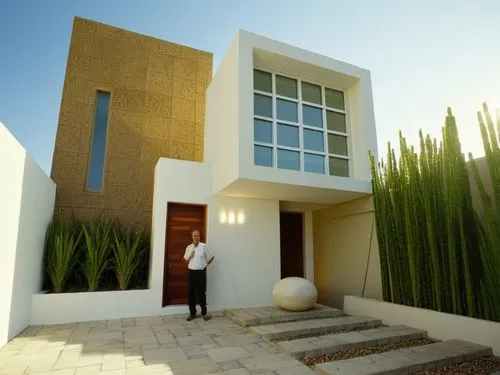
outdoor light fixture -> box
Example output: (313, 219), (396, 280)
(219, 209), (245, 225)
(237, 212), (245, 224)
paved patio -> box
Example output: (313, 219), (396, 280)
(0, 313), (315, 375)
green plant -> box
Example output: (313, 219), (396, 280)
(468, 103), (500, 320)
(113, 225), (146, 290)
(44, 218), (83, 293)
(82, 217), (113, 291)
(369, 103), (500, 321)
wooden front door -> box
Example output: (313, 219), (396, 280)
(162, 203), (206, 306)
(279, 212), (304, 279)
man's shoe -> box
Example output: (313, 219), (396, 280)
(202, 314), (212, 321)
(186, 315), (196, 321)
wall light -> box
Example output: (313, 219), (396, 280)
(228, 211), (236, 224)
(219, 211), (227, 224)
(237, 212), (245, 224)
(219, 209), (246, 225)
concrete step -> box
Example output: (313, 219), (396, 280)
(248, 315), (381, 341)
(314, 339), (492, 375)
(223, 304), (343, 327)
(277, 325), (427, 359)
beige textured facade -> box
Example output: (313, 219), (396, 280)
(51, 17), (213, 227)
(313, 196), (383, 308)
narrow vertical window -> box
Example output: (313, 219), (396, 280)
(86, 92), (110, 192)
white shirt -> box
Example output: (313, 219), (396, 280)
(184, 242), (213, 270)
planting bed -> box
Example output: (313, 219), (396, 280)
(414, 356), (500, 375)
(302, 337), (436, 365)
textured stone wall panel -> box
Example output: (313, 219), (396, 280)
(51, 17), (213, 228)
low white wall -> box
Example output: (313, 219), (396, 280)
(31, 290), (186, 325)
(344, 295), (500, 356)
(29, 157), (281, 326)
(0, 122), (56, 347)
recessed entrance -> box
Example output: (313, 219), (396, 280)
(279, 211), (304, 279)
(162, 203), (206, 307)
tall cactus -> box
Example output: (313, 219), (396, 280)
(370, 103), (499, 322)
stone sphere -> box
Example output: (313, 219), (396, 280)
(272, 277), (318, 311)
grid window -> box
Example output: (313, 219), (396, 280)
(278, 149), (300, 171)
(277, 123), (299, 148)
(253, 69), (349, 176)
(254, 145), (273, 167)
(305, 153), (325, 174)
(254, 119), (273, 144)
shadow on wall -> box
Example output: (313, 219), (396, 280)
(0, 122), (56, 347)
(313, 196), (382, 309)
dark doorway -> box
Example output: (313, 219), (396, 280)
(279, 211), (304, 279)
(162, 203), (206, 306)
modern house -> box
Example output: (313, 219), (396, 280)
(1, 17), (382, 347)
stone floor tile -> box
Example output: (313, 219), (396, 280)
(27, 370), (76, 375)
(207, 346), (252, 362)
(217, 360), (244, 370)
(178, 334), (216, 347)
(169, 357), (220, 375)
(126, 359), (146, 369)
(239, 353), (300, 372)
(74, 364), (102, 374)
(100, 360), (126, 371)
(142, 347), (188, 365)
(202, 369), (250, 375)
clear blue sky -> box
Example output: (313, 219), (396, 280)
(1, 0), (499, 174)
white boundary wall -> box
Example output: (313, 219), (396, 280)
(0, 122), (55, 347)
(344, 295), (500, 356)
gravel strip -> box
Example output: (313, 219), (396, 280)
(302, 338), (436, 365)
(271, 325), (389, 342)
(414, 356), (500, 375)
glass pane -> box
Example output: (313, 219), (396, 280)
(254, 69), (272, 93)
(254, 94), (272, 118)
(328, 134), (348, 156)
(277, 99), (298, 122)
(303, 105), (323, 128)
(326, 111), (346, 133)
(87, 92), (111, 192)
(325, 88), (344, 109)
(277, 123), (299, 148)
(305, 153), (325, 174)
(302, 82), (322, 104)
(276, 75), (297, 99)
(254, 145), (273, 167)
(303, 129), (324, 152)
(254, 119), (272, 144)
(329, 157), (349, 177)
(277, 149), (300, 171)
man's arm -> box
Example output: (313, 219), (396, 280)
(183, 245), (194, 263)
(205, 246), (214, 266)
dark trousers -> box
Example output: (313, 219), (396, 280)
(188, 269), (207, 316)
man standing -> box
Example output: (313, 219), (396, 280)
(183, 229), (214, 321)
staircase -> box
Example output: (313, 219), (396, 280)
(224, 304), (496, 375)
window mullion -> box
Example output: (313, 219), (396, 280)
(272, 73), (278, 168)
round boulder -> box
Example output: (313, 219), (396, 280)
(272, 277), (318, 311)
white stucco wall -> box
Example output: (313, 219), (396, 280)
(31, 157), (282, 325)
(344, 296), (500, 356)
(204, 33), (240, 194)
(313, 196), (382, 308)
(209, 30), (377, 203)
(0, 122), (56, 347)
(152, 158), (281, 310)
